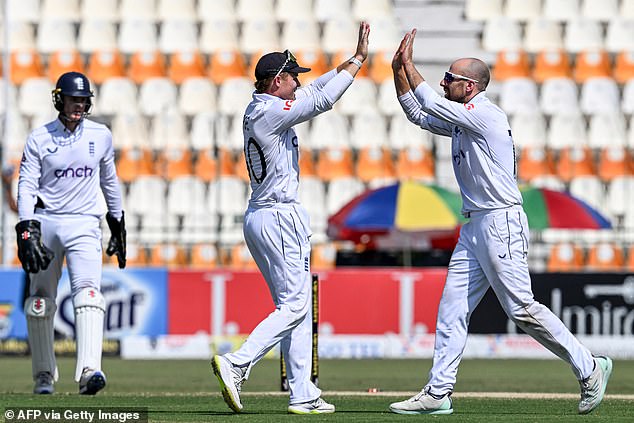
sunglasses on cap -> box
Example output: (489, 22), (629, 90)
(444, 71), (479, 84)
(274, 49), (298, 79)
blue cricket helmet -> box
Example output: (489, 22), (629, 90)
(52, 71), (94, 113)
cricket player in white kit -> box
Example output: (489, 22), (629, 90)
(211, 22), (370, 414)
(16, 72), (126, 395)
(388, 30), (612, 415)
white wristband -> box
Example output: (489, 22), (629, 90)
(348, 57), (363, 68)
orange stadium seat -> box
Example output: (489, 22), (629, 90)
(597, 147), (632, 182)
(299, 148), (317, 177)
(518, 147), (556, 182)
(356, 147), (396, 183)
(229, 242), (258, 270)
(573, 49), (612, 83)
(128, 51), (167, 84)
(149, 243), (188, 268)
(547, 243), (585, 272)
(168, 51), (206, 84)
(626, 246), (634, 271)
(234, 150), (250, 182)
(493, 49), (531, 81)
(556, 146), (596, 182)
(369, 50), (394, 83)
(86, 50), (126, 84)
(311, 242), (337, 270)
(208, 50), (248, 84)
(532, 49), (572, 83)
(217, 147), (237, 177)
(246, 49), (268, 81)
(194, 148), (219, 182)
(10, 50), (44, 85)
(46, 50), (85, 82)
(155, 148), (194, 180)
(316, 147), (355, 181)
(294, 49), (329, 82)
(613, 51), (634, 84)
(395, 146), (435, 182)
(586, 243), (625, 271)
(116, 147), (155, 183)
(189, 243), (219, 268)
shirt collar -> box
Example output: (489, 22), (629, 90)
(253, 91), (278, 102)
(55, 116), (84, 135)
(467, 91), (487, 104)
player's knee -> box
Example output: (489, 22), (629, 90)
(24, 296), (57, 318)
(72, 287), (106, 313)
(278, 301), (310, 325)
(508, 301), (543, 326)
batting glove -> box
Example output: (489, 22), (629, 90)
(105, 211), (127, 269)
(15, 220), (55, 274)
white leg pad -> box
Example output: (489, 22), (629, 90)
(73, 288), (106, 382)
(25, 296), (59, 381)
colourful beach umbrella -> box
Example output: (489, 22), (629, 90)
(328, 183), (612, 248)
(327, 181), (467, 246)
(520, 187), (612, 230)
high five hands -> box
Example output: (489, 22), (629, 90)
(393, 28), (417, 71)
(354, 21), (371, 63)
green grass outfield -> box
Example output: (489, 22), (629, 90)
(1, 357), (633, 422)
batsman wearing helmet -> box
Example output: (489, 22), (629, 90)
(16, 71), (126, 395)
(211, 22), (370, 414)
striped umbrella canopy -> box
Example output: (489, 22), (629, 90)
(327, 181), (467, 246)
(520, 187), (612, 230)
(328, 182), (612, 249)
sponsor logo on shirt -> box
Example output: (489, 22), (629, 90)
(283, 100), (293, 111)
(54, 166), (94, 178)
(464, 103), (474, 110)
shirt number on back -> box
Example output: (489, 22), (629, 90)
(245, 137), (267, 183)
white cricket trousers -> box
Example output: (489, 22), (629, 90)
(426, 205), (595, 396)
(226, 203), (321, 404)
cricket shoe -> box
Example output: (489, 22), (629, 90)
(33, 371), (54, 394)
(79, 368), (107, 395)
(288, 397), (335, 414)
(211, 355), (245, 413)
(389, 387), (453, 415)
(579, 355), (613, 414)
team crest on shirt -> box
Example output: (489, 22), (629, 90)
(89, 141), (95, 156)
(464, 103), (474, 110)
(282, 100), (294, 111)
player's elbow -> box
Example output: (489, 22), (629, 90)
(313, 94), (335, 113)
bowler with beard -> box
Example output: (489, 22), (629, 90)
(388, 29), (611, 416)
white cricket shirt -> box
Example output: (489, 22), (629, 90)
(17, 118), (123, 220)
(399, 82), (523, 215)
(243, 69), (354, 208)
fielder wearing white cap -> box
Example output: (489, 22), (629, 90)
(388, 30), (612, 416)
(211, 22), (370, 415)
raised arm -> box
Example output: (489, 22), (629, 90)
(335, 21), (370, 77)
